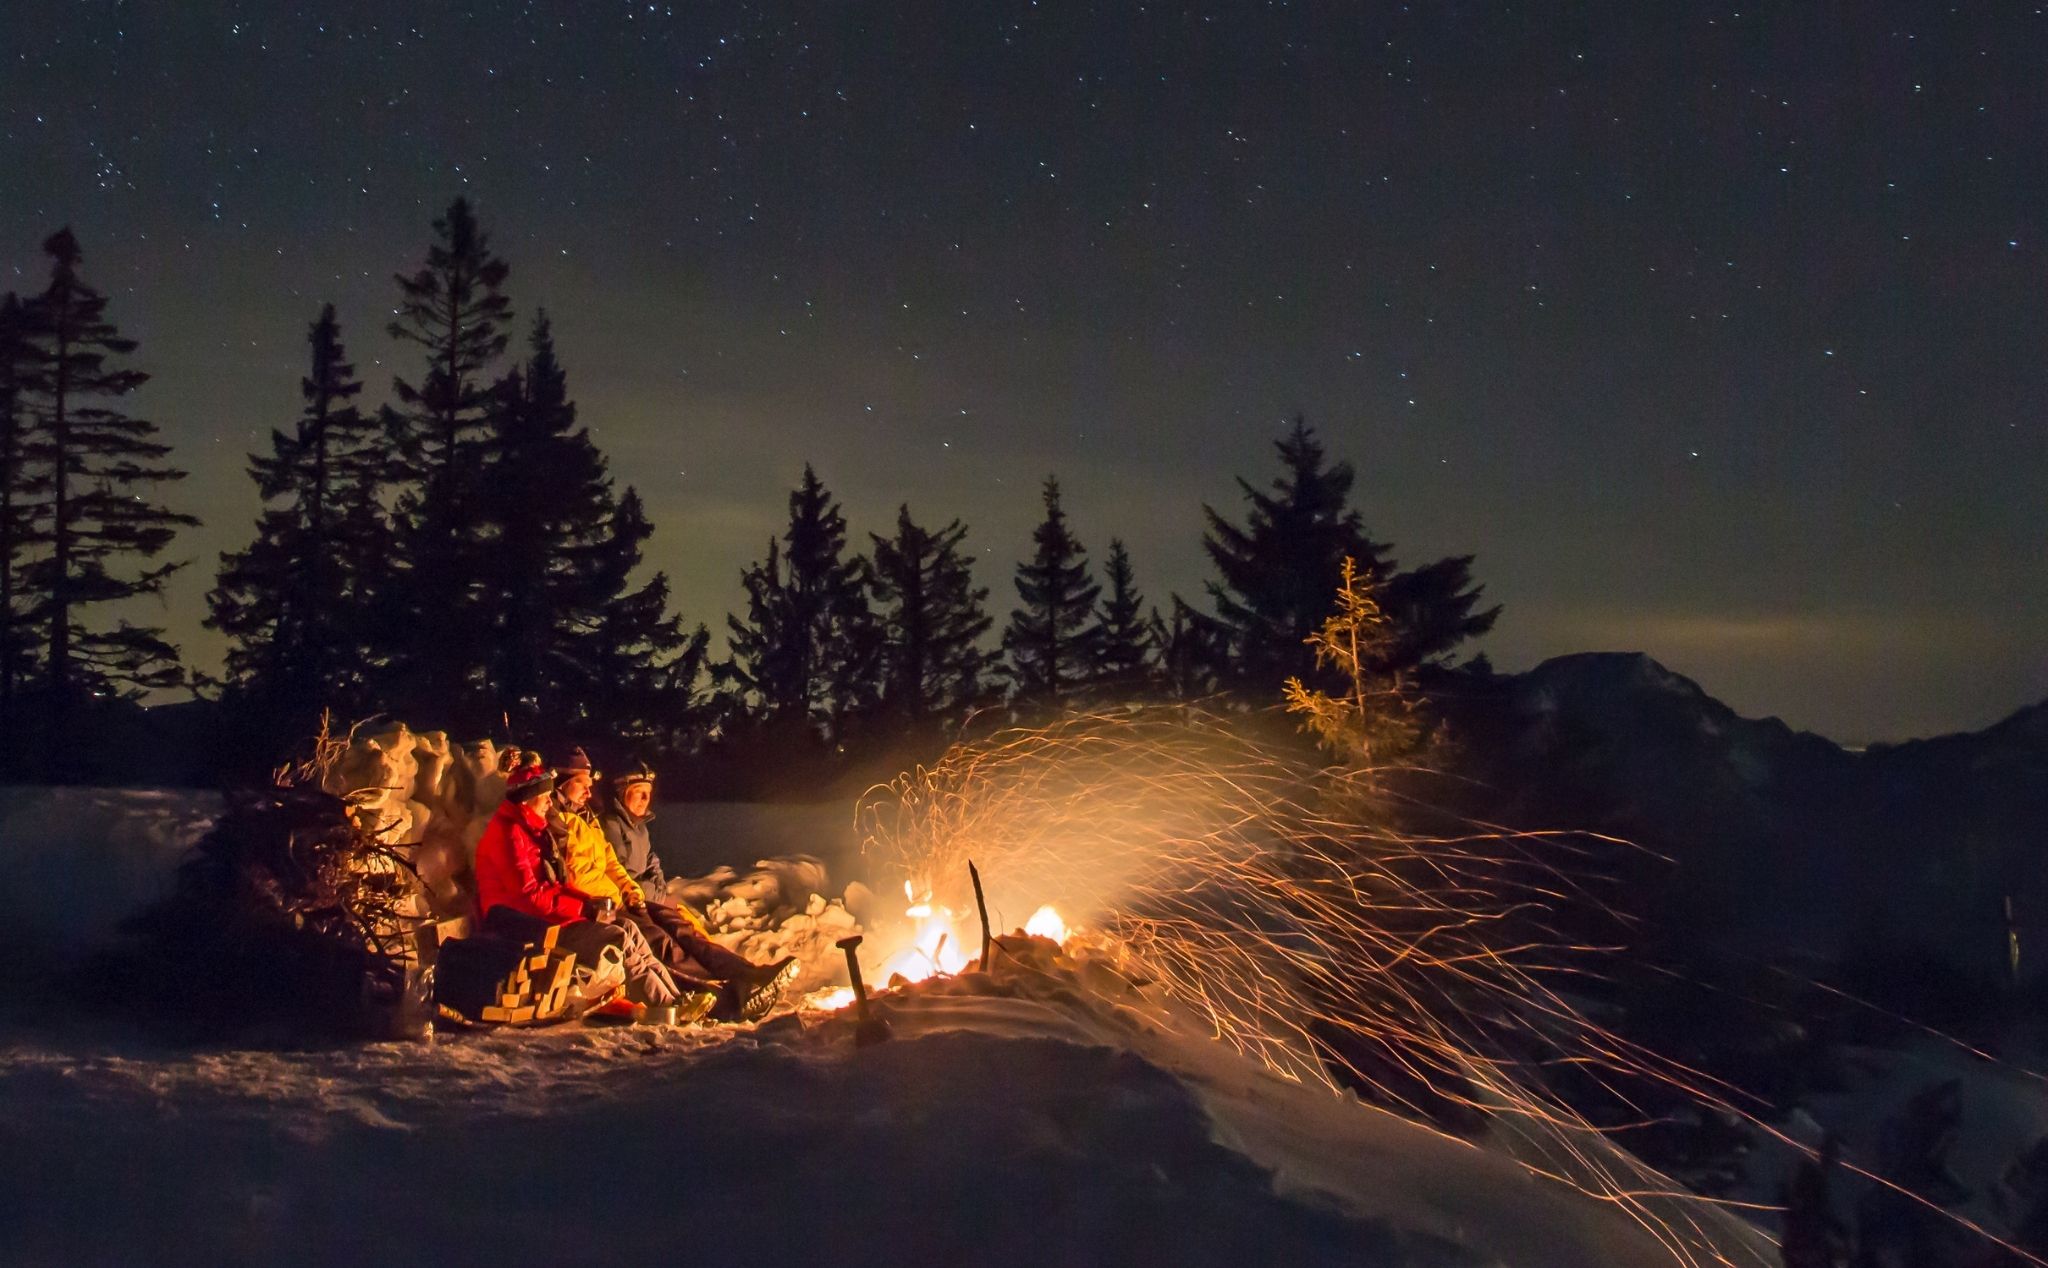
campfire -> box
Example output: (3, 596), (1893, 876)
(800, 877), (1075, 1010)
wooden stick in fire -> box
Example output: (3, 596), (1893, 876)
(969, 859), (992, 970)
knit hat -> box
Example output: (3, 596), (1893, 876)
(504, 754), (556, 804)
(558, 746), (601, 782)
(615, 761), (656, 791)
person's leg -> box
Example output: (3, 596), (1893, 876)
(623, 905), (701, 980)
(613, 918), (682, 1006)
(644, 901), (757, 980)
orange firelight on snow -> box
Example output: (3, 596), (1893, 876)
(801, 986), (857, 1012)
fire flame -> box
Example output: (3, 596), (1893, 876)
(855, 883), (1074, 991)
(877, 880), (976, 983)
(1023, 904), (1068, 943)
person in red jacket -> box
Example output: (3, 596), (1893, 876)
(473, 759), (588, 923)
(474, 756), (705, 1016)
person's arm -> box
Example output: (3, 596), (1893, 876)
(604, 814), (663, 896)
(513, 827), (589, 921)
(597, 821), (646, 907)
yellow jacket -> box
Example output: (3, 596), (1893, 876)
(550, 809), (645, 907)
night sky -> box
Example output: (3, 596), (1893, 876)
(3, 2), (2042, 743)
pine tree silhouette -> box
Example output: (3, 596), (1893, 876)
(583, 488), (709, 749)
(208, 304), (387, 726)
(382, 197), (513, 724)
(483, 314), (696, 742)
(1089, 537), (1158, 700)
(1201, 417), (1390, 690)
(1203, 416), (1496, 692)
(14, 229), (196, 738)
(1380, 553), (1501, 673)
(721, 465), (877, 740)
(1157, 596), (1222, 700)
(868, 504), (993, 731)
(1002, 476), (1100, 705)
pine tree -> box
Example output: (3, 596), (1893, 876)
(483, 316), (696, 744)
(721, 465), (876, 739)
(1201, 417), (1390, 690)
(0, 294), (34, 716)
(1282, 556), (1424, 773)
(1002, 476), (1100, 705)
(381, 197), (513, 723)
(207, 304), (386, 723)
(1089, 537), (1158, 699)
(868, 504), (993, 730)
(1160, 596), (1222, 700)
(483, 313), (599, 731)
(1379, 553), (1501, 672)
(1203, 416), (1497, 692)
(14, 228), (197, 719)
(581, 496), (708, 748)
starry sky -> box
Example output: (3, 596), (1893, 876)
(2, 1), (2043, 743)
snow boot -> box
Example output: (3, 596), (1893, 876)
(718, 956), (800, 1023)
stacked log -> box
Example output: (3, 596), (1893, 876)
(433, 908), (629, 1027)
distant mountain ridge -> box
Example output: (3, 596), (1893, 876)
(1443, 652), (2048, 979)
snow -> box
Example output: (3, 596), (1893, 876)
(0, 789), (1779, 1266)
(1742, 1036), (2048, 1237)
(0, 978), (1774, 1267)
(0, 785), (217, 962)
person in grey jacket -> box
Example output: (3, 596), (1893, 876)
(600, 761), (667, 895)
(596, 759), (796, 1020)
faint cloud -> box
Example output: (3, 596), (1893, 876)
(1523, 608), (2014, 660)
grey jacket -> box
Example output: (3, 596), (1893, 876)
(601, 806), (666, 894)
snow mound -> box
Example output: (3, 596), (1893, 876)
(0, 785), (217, 961)
(0, 961), (1769, 1267)
(660, 855), (863, 995)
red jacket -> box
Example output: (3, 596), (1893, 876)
(474, 799), (592, 923)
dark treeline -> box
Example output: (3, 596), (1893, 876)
(0, 201), (1498, 789)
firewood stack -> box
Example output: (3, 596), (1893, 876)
(432, 907), (627, 1026)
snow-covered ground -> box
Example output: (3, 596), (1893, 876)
(0, 788), (1780, 1266)
(0, 975), (1778, 1267)
(1743, 1034), (2048, 1237)
(0, 785), (218, 962)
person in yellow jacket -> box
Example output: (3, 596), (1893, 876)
(552, 783), (646, 908)
(550, 749), (797, 1021)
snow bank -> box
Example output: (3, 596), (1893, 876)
(1742, 1036), (2048, 1239)
(0, 785), (218, 961)
(0, 964), (1773, 1267)
(0, 792), (1779, 1265)
(0, 789), (857, 962)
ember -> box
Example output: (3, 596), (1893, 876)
(852, 707), (1805, 1267)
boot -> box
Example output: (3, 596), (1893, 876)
(720, 956), (800, 1022)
